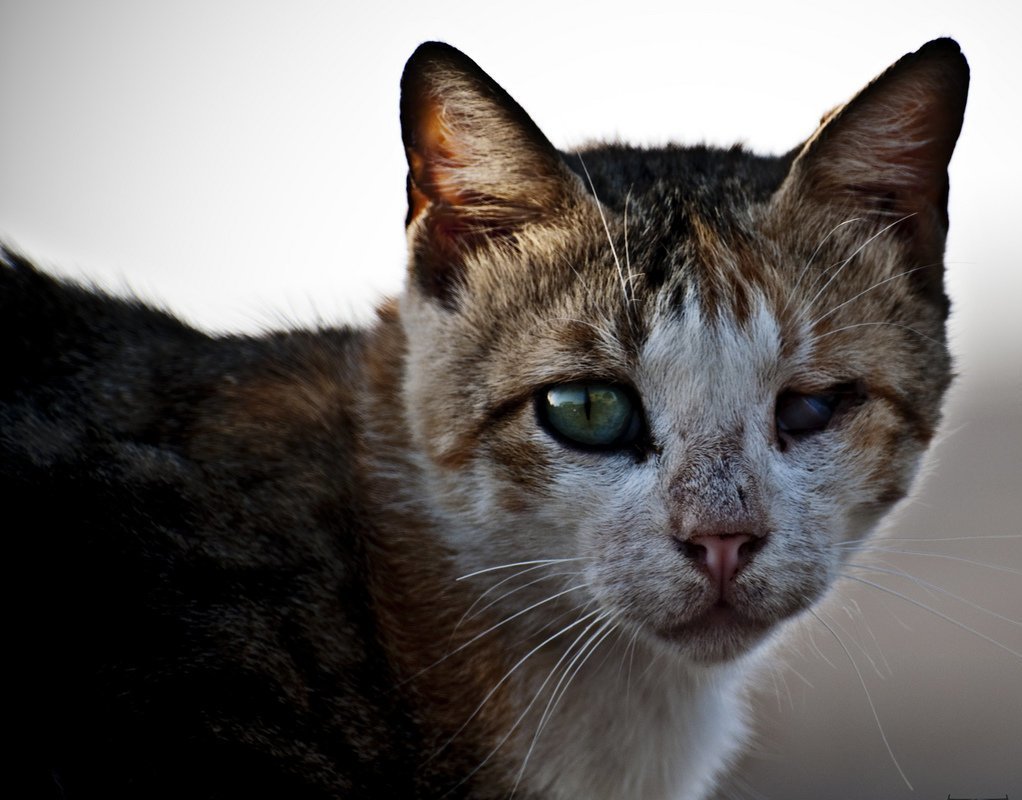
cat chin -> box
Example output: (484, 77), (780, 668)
(651, 606), (776, 664)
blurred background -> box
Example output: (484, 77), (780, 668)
(2, 1), (1019, 796)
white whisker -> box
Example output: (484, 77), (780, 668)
(832, 603), (888, 680)
(804, 620), (840, 670)
(574, 152), (633, 325)
(843, 597), (893, 677)
(839, 533), (1022, 545)
(403, 583), (590, 687)
(557, 254), (599, 305)
(781, 216), (863, 315)
(810, 262), (941, 329)
(456, 558), (586, 582)
(621, 620), (643, 714)
(814, 321), (943, 346)
(839, 574), (1022, 660)
(804, 213), (916, 317)
(809, 609), (913, 790)
(454, 562), (566, 637)
(432, 604), (603, 776)
(846, 562), (1021, 626)
(840, 547), (1022, 576)
(442, 609), (610, 796)
(623, 187), (637, 298)
(459, 570), (586, 628)
(511, 617), (620, 797)
(785, 662), (815, 690)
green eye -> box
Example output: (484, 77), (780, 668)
(539, 383), (642, 449)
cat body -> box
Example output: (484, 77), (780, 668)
(4, 39), (968, 799)
(4, 252), (743, 800)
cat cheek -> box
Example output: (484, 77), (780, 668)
(487, 435), (556, 499)
(837, 404), (930, 511)
(589, 533), (697, 625)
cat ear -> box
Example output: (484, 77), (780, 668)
(777, 38), (969, 266)
(400, 42), (581, 304)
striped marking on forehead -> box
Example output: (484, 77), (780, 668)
(654, 212), (777, 329)
(641, 291), (783, 430)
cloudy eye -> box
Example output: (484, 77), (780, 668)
(775, 389), (843, 437)
(539, 383), (642, 450)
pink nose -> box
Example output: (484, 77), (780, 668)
(684, 534), (756, 594)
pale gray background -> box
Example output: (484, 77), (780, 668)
(2, 1), (1019, 797)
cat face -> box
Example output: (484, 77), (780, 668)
(397, 41), (967, 664)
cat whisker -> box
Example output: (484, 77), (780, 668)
(457, 570), (588, 631)
(837, 574), (1022, 660)
(766, 658), (803, 715)
(432, 603), (604, 777)
(620, 618), (644, 714)
(624, 189), (632, 282)
(813, 321), (943, 346)
(623, 187), (639, 298)
(574, 152), (635, 329)
(783, 660), (816, 691)
(510, 616), (622, 798)
(837, 546), (1022, 576)
(536, 615), (621, 736)
(802, 213), (916, 315)
(402, 582), (592, 688)
(830, 603), (889, 680)
(502, 617), (618, 797)
(778, 667), (796, 713)
(781, 216), (864, 315)
(453, 582), (591, 644)
(439, 607), (610, 796)
(456, 557), (587, 582)
(809, 608), (913, 790)
(842, 597), (894, 677)
(845, 562), (1022, 626)
(839, 533), (1022, 545)
(766, 666), (787, 713)
(556, 253), (599, 305)
(511, 592), (602, 644)
(803, 618), (840, 671)
(808, 262), (939, 329)
(450, 563), (584, 645)
(455, 561), (581, 620)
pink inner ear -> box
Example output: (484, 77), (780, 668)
(406, 98), (471, 223)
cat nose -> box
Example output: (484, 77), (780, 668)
(677, 533), (762, 594)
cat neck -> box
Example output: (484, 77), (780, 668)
(500, 636), (752, 800)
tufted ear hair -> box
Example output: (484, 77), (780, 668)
(400, 42), (583, 305)
(776, 38), (969, 282)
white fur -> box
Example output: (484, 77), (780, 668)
(511, 638), (754, 800)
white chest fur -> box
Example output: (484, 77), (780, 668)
(510, 637), (753, 800)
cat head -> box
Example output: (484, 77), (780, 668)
(395, 40), (968, 664)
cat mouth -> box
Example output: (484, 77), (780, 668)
(659, 602), (766, 634)
(653, 602), (774, 660)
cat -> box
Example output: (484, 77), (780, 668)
(3, 37), (968, 800)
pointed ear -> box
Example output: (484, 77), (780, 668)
(400, 42), (582, 305)
(777, 38), (969, 265)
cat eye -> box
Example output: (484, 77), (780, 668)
(538, 383), (643, 450)
(775, 385), (857, 438)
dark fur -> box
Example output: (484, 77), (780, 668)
(3, 257), (426, 797)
